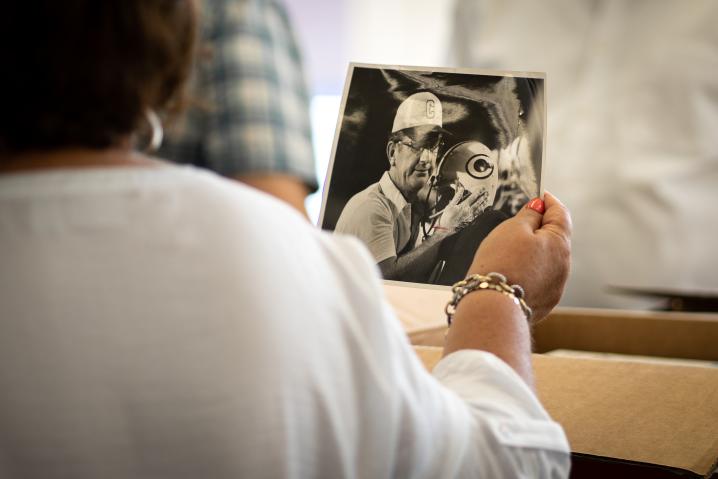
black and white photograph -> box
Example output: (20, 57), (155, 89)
(320, 64), (546, 287)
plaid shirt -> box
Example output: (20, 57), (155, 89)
(159, 0), (317, 191)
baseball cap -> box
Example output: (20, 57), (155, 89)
(392, 92), (444, 133)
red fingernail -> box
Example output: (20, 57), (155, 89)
(526, 198), (545, 214)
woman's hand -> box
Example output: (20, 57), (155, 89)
(468, 191), (572, 322)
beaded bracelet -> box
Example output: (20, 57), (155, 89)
(445, 272), (532, 326)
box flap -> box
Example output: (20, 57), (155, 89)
(409, 307), (718, 361)
(534, 354), (718, 476)
(533, 307), (718, 361)
(384, 283), (448, 332)
(413, 346), (718, 476)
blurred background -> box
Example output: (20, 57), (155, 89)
(286, 0), (452, 222)
(285, 0), (718, 310)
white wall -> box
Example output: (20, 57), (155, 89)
(286, 0), (457, 222)
(345, 0), (453, 67)
(287, 0), (456, 95)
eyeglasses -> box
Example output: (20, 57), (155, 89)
(397, 140), (443, 157)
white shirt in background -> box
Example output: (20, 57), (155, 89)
(451, 0), (718, 308)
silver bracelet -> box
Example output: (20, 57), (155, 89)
(445, 272), (532, 326)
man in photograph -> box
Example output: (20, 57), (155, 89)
(334, 92), (485, 282)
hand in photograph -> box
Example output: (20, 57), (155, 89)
(436, 182), (489, 232)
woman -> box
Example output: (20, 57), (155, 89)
(0, 1), (572, 477)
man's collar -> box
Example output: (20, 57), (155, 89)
(379, 171), (409, 210)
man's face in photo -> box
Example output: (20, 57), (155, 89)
(389, 126), (442, 196)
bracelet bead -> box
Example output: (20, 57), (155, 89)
(445, 272), (532, 326)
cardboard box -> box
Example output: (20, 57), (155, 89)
(409, 308), (718, 478)
(408, 306), (718, 361)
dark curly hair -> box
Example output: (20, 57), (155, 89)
(0, 0), (197, 153)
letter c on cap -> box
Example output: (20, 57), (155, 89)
(426, 100), (435, 119)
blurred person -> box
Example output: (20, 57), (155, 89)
(334, 92), (487, 282)
(159, 0), (317, 215)
(450, 0), (718, 308)
(0, 1), (572, 478)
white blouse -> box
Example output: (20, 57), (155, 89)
(0, 165), (569, 478)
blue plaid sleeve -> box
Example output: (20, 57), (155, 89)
(159, 0), (318, 191)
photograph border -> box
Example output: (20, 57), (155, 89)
(318, 63), (547, 291)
